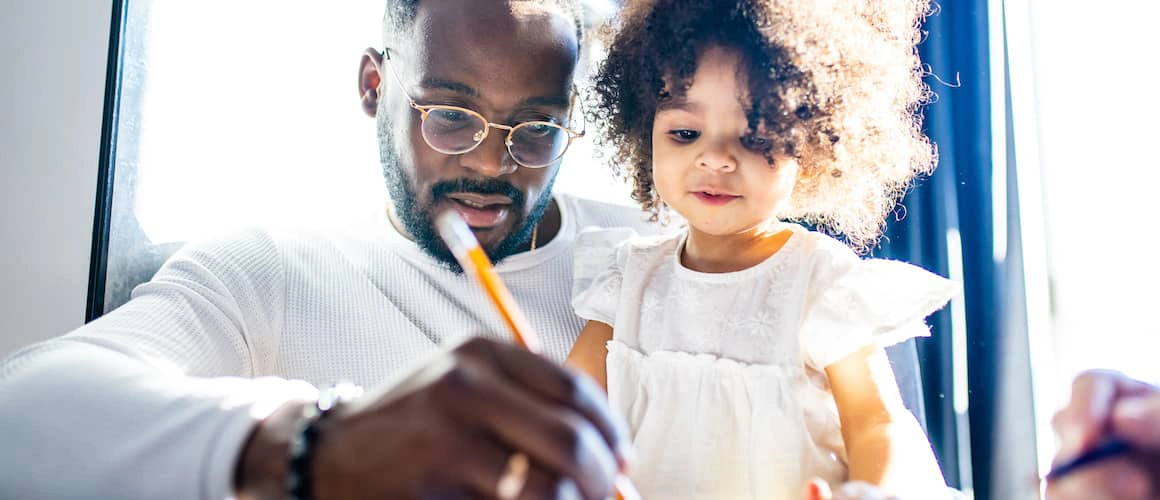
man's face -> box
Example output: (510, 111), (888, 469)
(365, 0), (579, 268)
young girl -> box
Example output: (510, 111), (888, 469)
(566, 0), (952, 498)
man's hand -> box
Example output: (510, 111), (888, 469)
(236, 337), (630, 499)
(1046, 370), (1160, 500)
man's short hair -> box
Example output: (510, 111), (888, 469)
(382, 0), (585, 47)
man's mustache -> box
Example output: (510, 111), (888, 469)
(430, 178), (525, 208)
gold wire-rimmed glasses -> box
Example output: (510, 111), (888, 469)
(380, 49), (585, 169)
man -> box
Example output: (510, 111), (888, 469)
(1047, 370), (1160, 500)
(0, 1), (642, 498)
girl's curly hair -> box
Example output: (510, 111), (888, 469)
(590, 0), (935, 251)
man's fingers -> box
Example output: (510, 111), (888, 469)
(460, 338), (633, 466)
(1112, 395), (1160, 450)
(464, 379), (614, 499)
(457, 435), (516, 498)
(1046, 457), (1153, 500)
(442, 342), (617, 500)
(1054, 371), (1160, 461)
(456, 435), (583, 500)
(518, 463), (582, 500)
(1055, 371), (1120, 458)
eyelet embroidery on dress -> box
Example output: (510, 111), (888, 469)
(625, 235), (808, 365)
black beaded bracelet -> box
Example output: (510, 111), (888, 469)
(287, 383), (363, 500)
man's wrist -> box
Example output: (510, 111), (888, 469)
(235, 399), (312, 500)
(288, 383), (363, 500)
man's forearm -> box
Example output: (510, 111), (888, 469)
(0, 342), (313, 500)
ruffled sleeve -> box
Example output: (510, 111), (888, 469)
(800, 238), (959, 370)
(571, 227), (636, 326)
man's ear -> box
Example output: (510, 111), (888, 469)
(358, 47), (384, 117)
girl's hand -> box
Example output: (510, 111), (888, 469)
(803, 478), (899, 500)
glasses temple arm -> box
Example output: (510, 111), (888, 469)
(380, 48), (420, 108)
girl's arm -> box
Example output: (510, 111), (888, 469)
(827, 344), (945, 497)
(566, 320), (614, 390)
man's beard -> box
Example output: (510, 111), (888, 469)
(378, 111), (554, 272)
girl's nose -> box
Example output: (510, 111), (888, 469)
(696, 145), (737, 172)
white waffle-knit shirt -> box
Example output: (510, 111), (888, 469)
(0, 193), (657, 500)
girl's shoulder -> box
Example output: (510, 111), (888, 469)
(574, 226), (683, 266)
(795, 227), (958, 368)
(570, 227), (683, 324)
(791, 225), (859, 265)
(794, 226), (954, 297)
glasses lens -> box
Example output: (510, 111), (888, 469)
(421, 107), (487, 154)
(509, 122), (569, 168)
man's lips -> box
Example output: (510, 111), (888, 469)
(443, 192), (514, 228)
(446, 192), (513, 207)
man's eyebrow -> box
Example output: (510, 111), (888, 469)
(520, 94), (570, 109)
(419, 78), (570, 113)
(419, 77), (479, 97)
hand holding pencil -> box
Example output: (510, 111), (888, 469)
(437, 210), (642, 500)
(1045, 370), (1160, 499)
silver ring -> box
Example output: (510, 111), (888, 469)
(496, 452), (530, 500)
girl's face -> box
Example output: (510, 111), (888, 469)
(651, 46), (799, 237)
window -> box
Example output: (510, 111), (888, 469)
(1008, 0), (1160, 485)
(98, 0), (630, 313)
(1028, 1), (1160, 386)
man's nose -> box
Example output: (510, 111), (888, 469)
(458, 129), (517, 177)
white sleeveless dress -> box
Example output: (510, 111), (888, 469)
(571, 224), (956, 499)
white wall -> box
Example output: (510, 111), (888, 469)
(0, 0), (113, 357)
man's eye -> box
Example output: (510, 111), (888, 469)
(431, 108), (469, 122)
(522, 123), (555, 137)
(669, 129), (700, 142)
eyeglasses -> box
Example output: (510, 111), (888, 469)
(380, 49), (584, 169)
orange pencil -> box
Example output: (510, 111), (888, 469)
(435, 210), (641, 500)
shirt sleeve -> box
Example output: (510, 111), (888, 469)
(571, 227), (636, 326)
(0, 229), (318, 500)
(799, 239), (958, 370)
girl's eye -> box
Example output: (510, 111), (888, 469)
(668, 129), (700, 143)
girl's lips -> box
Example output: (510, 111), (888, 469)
(692, 191), (740, 206)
